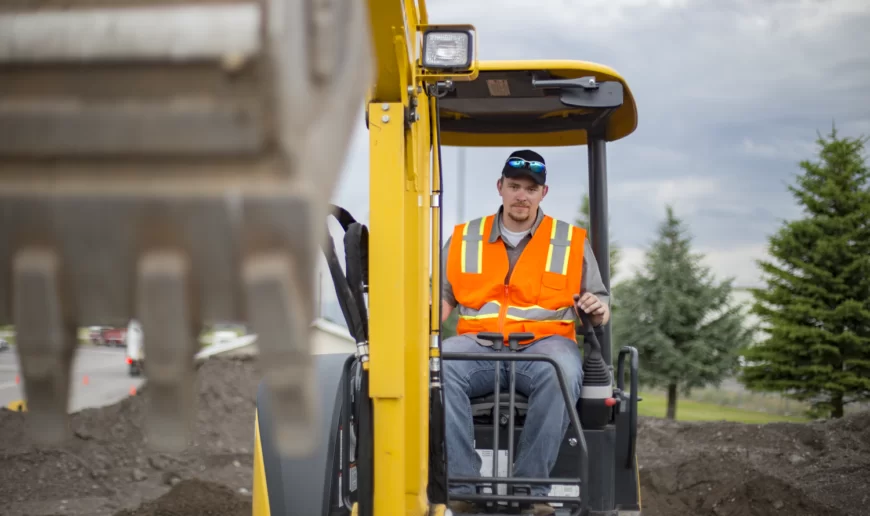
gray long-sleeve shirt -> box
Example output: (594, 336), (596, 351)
(441, 207), (610, 310)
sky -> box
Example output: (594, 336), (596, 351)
(316, 0), (870, 322)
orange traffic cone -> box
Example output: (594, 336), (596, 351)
(82, 375), (89, 386)
(129, 386), (137, 396)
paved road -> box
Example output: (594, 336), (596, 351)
(0, 346), (145, 413)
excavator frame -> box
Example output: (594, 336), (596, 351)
(253, 1), (641, 516)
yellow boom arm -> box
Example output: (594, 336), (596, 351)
(367, 2), (435, 513)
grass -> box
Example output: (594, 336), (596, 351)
(637, 391), (810, 423)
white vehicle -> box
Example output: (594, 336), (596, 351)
(125, 319), (144, 377)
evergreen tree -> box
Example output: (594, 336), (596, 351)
(575, 193), (621, 281)
(740, 128), (870, 419)
(613, 206), (750, 419)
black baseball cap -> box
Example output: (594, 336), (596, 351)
(501, 149), (547, 185)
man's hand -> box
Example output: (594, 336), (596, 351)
(573, 292), (609, 327)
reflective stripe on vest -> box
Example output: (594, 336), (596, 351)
(462, 216), (571, 275)
(546, 219), (572, 275)
(458, 301), (500, 319)
(459, 301), (575, 324)
(506, 304), (575, 323)
(461, 217), (485, 274)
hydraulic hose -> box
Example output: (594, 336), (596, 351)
(344, 222), (369, 333)
(321, 220), (365, 343)
(427, 93), (449, 504)
(322, 204), (374, 515)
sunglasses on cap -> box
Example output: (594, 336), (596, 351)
(505, 157), (546, 174)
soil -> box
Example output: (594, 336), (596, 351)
(112, 479), (251, 516)
(0, 357), (259, 516)
(636, 413), (870, 516)
(1, 356), (868, 516)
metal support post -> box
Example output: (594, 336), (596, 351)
(587, 137), (611, 366)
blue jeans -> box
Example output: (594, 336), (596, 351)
(443, 334), (584, 497)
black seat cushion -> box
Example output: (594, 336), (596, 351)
(469, 391), (530, 419)
(470, 392), (529, 405)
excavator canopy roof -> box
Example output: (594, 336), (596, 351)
(437, 60), (638, 148)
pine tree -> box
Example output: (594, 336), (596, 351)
(740, 127), (870, 419)
(575, 193), (621, 281)
(613, 206), (750, 419)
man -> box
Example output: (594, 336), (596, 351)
(440, 149), (610, 515)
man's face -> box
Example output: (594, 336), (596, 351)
(497, 175), (548, 223)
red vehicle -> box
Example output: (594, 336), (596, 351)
(89, 327), (127, 347)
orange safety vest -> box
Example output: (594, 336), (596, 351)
(446, 213), (586, 345)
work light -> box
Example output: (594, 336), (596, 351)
(422, 29), (473, 70)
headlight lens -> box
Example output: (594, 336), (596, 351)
(422, 31), (472, 69)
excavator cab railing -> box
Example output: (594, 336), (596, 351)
(442, 332), (590, 515)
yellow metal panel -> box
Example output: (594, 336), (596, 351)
(636, 455), (643, 509)
(478, 59), (631, 79)
(403, 89), (432, 514)
(252, 411), (271, 516)
(367, 0), (421, 102)
(429, 505), (449, 516)
(368, 101), (408, 516)
(5, 399), (26, 411)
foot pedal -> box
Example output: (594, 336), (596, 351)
(508, 484), (532, 513)
(0, 1), (372, 455)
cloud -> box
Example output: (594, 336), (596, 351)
(617, 243), (767, 287)
(739, 138), (818, 161)
(612, 176), (720, 208)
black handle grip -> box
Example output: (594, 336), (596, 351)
(477, 332), (504, 350)
(574, 304), (603, 353)
(507, 332), (534, 351)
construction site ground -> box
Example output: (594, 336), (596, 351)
(1, 357), (868, 516)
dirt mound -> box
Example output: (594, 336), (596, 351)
(113, 479), (251, 516)
(636, 412), (870, 516)
(0, 357), (260, 516)
(1, 356), (868, 516)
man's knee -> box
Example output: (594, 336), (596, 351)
(556, 350), (583, 386)
(442, 334), (475, 352)
(530, 336), (584, 392)
(545, 357), (583, 400)
(441, 335), (479, 385)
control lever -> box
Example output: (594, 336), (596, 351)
(573, 305), (600, 351)
(478, 332), (504, 351)
(476, 331), (505, 505)
(506, 332), (533, 512)
(574, 296), (614, 430)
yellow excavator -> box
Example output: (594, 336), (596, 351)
(0, 1), (640, 515)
